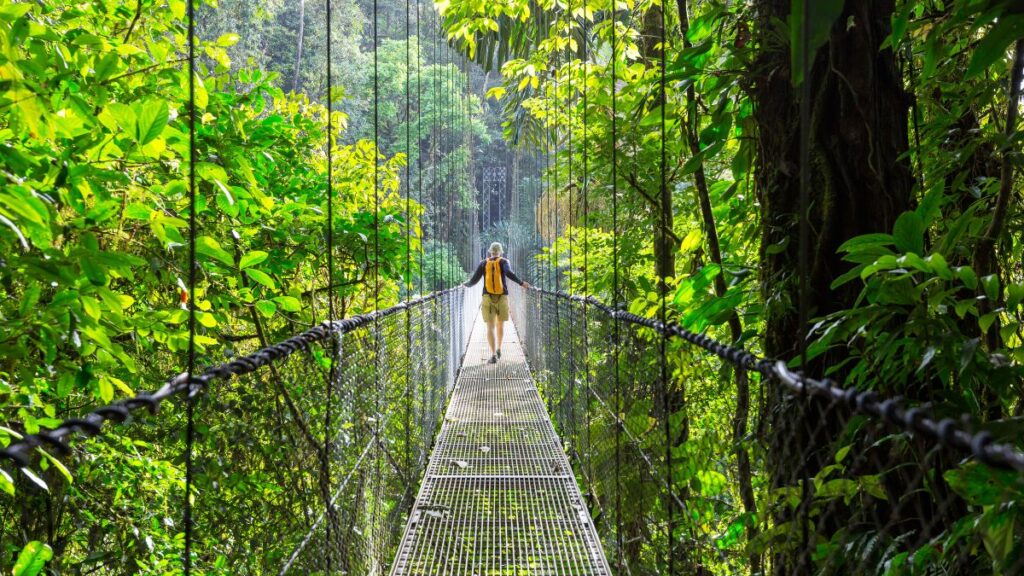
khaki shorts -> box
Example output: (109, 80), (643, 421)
(481, 294), (510, 322)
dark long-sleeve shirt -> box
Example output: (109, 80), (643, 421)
(465, 257), (524, 295)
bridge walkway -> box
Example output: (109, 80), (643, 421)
(390, 313), (611, 575)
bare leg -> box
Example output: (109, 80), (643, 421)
(486, 316), (497, 356)
(496, 320), (505, 353)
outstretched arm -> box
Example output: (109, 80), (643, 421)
(464, 261), (485, 287)
(502, 260), (530, 289)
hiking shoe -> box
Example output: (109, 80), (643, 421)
(496, 349), (501, 359)
(488, 355), (498, 364)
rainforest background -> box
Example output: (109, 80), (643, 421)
(2, 0), (1024, 573)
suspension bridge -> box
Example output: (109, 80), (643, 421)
(2, 0), (1024, 572)
(4, 279), (1023, 574)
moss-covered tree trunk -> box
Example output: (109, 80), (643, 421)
(638, 3), (676, 287)
(750, 1), (913, 573)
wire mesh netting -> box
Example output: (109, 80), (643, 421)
(510, 285), (1024, 575)
(390, 317), (611, 576)
(1, 289), (475, 575)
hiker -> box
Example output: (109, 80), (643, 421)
(464, 242), (530, 364)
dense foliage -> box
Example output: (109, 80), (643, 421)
(2, 0), (1023, 572)
(0, 0), (485, 570)
(441, 0), (1024, 573)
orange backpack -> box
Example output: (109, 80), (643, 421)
(484, 258), (504, 295)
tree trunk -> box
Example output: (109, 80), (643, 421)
(750, 1), (913, 573)
(676, 1), (759, 571)
(638, 3), (676, 286)
(973, 40), (1024, 376)
(293, 0), (306, 93)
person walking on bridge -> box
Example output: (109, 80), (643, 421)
(464, 242), (530, 364)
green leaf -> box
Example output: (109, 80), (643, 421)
(37, 449), (72, 485)
(0, 3), (32, 19)
(954, 298), (976, 319)
(830, 263), (866, 289)
(123, 203), (152, 220)
(892, 211), (925, 255)
(273, 296), (302, 313)
(98, 376), (114, 402)
(193, 73), (208, 109)
(196, 236), (234, 266)
(838, 233), (894, 254)
(239, 251), (269, 269)
(981, 274), (1000, 301)
(789, 0), (845, 86)
(80, 257), (109, 286)
(245, 268), (276, 290)
(255, 300), (277, 318)
(12, 541), (52, 576)
(216, 33), (241, 46)
(135, 100), (169, 145)
(639, 106), (663, 127)
(956, 266), (978, 291)
(1001, 322), (1020, 344)
(1007, 282), (1024, 308)
(944, 462), (1021, 506)
(106, 102), (137, 135)
(925, 253), (952, 280)
(196, 162), (229, 183)
(679, 229), (701, 253)
(19, 286), (40, 317)
(0, 468), (14, 496)
(980, 312), (998, 335)
(966, 16), (1024, 79)
(196, 311), (218, 328)
(485, 86), (506, 100)
(696, 469), (727, 496)
(896, 253), (928, 273)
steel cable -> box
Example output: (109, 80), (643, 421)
(0, 289), (461, 467)
(183, 0), (198, 568)
(523, 286), (1024, 474)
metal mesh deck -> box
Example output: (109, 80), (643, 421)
(391, 316), (611, 576)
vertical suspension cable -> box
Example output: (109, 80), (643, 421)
(403, 0), (413, 480)
(416, 0), (424, 296)
(610, 2), (623, 571)
(449, 45), (456, 287)
(324, 0), (335, 566)
(414, 5), (426, 452)
(545, 57), (552, 294)
(183, 0), (198, 570)
(565, 3), (576, 455)
(581, 7), (592, 498)
(434, 14), (442, 289)
(552, 19), (563, 423)
(443, 41), (451, 287)
(432, 12), (439, 290)
(658, 0), (672, 571)
(553, 41), (561, 293)
(798, 0), (812, 570)
(371, 0), (383, 556)
(373, 0), (381, 312)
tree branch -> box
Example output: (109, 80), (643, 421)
(123, 0), (143, 43)
(622, 171), (682, 244)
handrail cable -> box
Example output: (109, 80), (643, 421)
(0, 288), (462, 467)
(525, 286), (1024, 474)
